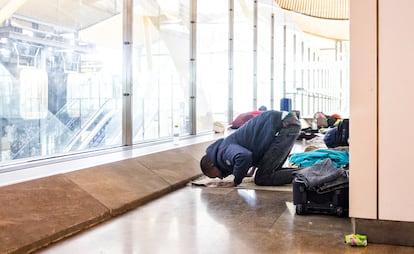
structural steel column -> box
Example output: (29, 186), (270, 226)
(270, 13), (275, 109)
(122, 0), (133, 145)
(189, 0), (197, 134)
(228, 0), (234, 124)
(253, 0), (258, 110)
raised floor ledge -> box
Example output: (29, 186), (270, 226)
(0, 141), (213, 254)
(354, 218), (414, 247)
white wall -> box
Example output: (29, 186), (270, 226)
(350, 0), (414, 222)
(349, 0), (378, 219)
(378, 0), (414, 222)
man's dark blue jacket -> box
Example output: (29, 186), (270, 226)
(206, 110), (284, 185)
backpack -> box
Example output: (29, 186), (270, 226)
(326, 115), (337, 127)
(337, 119), (349, 146)
(323, 119), (349, 148)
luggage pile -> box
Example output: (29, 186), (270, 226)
(290, 155), (349, 217)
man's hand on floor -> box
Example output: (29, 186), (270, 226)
(206, 181), (236, 188)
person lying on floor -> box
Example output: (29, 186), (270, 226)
(199, 109), (301, 188)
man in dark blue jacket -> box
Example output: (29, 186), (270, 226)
(200, 110), (301, 187)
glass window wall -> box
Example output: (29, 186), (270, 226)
(0, 0), (350, 169)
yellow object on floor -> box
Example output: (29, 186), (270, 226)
(345, 234), (368, 247)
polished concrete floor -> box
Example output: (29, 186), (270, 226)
(36, 186), (414, 254)
(3, 134), (413, 253)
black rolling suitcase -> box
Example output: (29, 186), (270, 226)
(292, 158), (349, 217)
(293, 180), (349, 217)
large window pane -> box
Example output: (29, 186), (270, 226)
(257, 2), (273, 110)
(132, 0), (190, 143)
(233, 0), (254, 116)
(196, 0), (228, 132)
(0, 0), (123, 162)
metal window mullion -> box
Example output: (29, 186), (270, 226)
(270, 13), (274, 109)
(252, 0), (258, 110)
(122, 0), (133, 146)
(307, 47), (311, 116)
(228, 0), (234, 124)
(283, 24), (286, 98)
(293, 34), (296, 91)
(189, 0), (197, 135)
(300, 41), (304, 113)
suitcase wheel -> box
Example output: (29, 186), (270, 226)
(336, 207), (344, 217)
(296, 204), (307, 215)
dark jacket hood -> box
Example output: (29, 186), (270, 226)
(206, 138), (224, 167)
